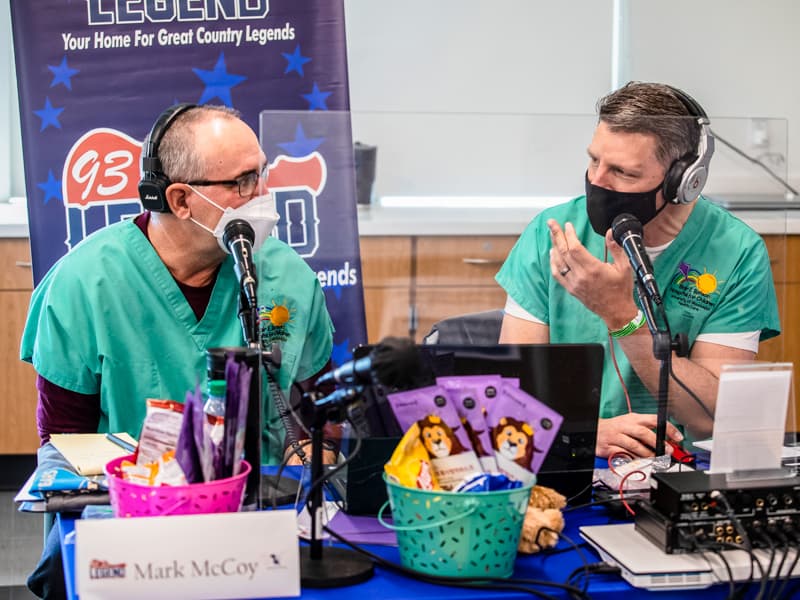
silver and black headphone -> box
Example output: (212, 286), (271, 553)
(662, 86), (715, 205)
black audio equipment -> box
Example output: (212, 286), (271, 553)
(635, 470), (800, 553)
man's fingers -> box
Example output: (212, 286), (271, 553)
(666, 423), (685, 442)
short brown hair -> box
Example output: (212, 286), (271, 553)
(596, 82), (701, 170)
(159, 105), (242, 182)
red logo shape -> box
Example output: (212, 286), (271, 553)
(63, 128), (143, 207)
(267, 152), (326, 195)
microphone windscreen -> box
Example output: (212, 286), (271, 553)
(223, 219), (255, 248)
(611, 212), (642, 244)
(369, 336), (420, 389)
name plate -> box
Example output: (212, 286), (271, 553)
(75, 511), (299, 599)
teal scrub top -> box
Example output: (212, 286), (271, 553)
(21, 218), (334, 464)
(496, 196), (780, 425)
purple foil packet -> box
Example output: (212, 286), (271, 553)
(485, 381), (564, 485)
(436, 375), (501, 473)
(387, 385), (483, 490)
(175, 385), (206, 484)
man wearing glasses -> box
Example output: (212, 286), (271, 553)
(21, 105), (335, 596)
(23, 103), (334, 464)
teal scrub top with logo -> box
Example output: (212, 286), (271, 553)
(496, 196), (780, 424)
(20, 218), (334, 464)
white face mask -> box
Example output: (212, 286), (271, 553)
(189, 187), (279, 253)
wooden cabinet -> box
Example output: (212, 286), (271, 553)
(414, 236), (515, 340)
(360, 236), (413, 343)
(758, 234), (800, 369)
(360, 235), (514, 343)
(0, 239), (38, 454)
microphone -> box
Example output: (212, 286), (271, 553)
(611, 213), (662, 306)
(315, 336), (420, 388)
(223, 219), (258, 310)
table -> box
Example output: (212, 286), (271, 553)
(58, 500), (759, 599)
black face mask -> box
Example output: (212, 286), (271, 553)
(585, 172), (666, 235)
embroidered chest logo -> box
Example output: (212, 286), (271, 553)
(667, 261), (724, 312)
(259, 299), (296, 346)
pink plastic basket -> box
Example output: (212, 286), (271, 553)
(105, 454), (251, 518)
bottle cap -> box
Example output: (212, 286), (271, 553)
(208, 379), (227, 397)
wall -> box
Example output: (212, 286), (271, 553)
(3, 1), (800, 202)
(343, 0), (800, 201)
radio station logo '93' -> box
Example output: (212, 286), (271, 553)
(61, 127), (354, 290)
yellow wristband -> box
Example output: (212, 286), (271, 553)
(610, 309), (646, 338)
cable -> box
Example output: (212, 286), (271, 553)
(321, 524), (590, 600)
(617, 469), (647, 516)
(668, 363), (715, 421)
(302, 413), (364, 515)
(709, 547), (736, 599)
(565, 562), (621, 593)
(765, 525), (790, 600)
(773, 523), (800, 599)
(564, 479), (595, 506)
(751, 528), (775, 600)
(711, 129), (798, 198)
(563, 496), (641, 513)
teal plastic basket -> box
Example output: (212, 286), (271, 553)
(379, 473), (533, 578)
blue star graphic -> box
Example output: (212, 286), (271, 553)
(48, 56), (79, 90)
(331, 339), (352, 367)
(192, 53), (247, 107)
(325, 282), (344, 301)
(36, 170), (62, 205)
(282, 45), (311, 77)
(302, 82), (332, 111)
(34, 97), (65, 131)
(277, 123), (324, 157)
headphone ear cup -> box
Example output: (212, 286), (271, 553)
(662, 154), (695, 205)
(138, 103), (197, 213)
(138, 172), (171, 212)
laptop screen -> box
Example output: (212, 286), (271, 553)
(351, 342), (604, 503)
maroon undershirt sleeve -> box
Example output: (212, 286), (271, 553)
(35, 375), (101, 445)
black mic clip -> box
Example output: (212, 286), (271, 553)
(308, 385), (366, 425)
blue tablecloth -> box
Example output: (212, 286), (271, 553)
(59, 494), (749, 599)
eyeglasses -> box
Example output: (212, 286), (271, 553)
(186, 164), (268, 198)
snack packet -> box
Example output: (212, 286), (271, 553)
(387, 384), (482, 490)
(384, 422), (439, 490)
(136, 399), (184, 467)
(436, 375), (501, 473)
(485, 383), (564, 485)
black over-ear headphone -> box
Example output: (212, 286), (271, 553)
(138, 103), (197, 212)
(661, 86), (715, 205)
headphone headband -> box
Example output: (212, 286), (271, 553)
(138, 103), (198, 212)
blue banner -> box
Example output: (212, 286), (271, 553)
(10, 0), (366, 365)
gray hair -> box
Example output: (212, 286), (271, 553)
(596, 82), (701, 170)
(158, 105), (242, 182)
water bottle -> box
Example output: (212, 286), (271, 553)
(204, 379), (227, 446)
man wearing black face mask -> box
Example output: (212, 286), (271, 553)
(495, 82), (780, 459)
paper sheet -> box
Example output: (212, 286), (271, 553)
(49, 433), (138, 476)
(707, 363), (792, 474)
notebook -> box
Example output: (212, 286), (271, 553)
(50, 433), (138, 476)
(347, 343), (604, 508)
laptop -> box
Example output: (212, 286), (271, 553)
(580, 523), (800, 590)
(340, 343), (604, 513)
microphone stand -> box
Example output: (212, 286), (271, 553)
(634, 282), (688, 471)
(237, 287), (311, 507)
(299, 385), (375, 588)
(234, 288), (264, 510)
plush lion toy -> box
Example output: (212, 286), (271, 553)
(517, 485), (567, 554)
